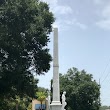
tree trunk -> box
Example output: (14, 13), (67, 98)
(16, 103), (18, 110)
(41, 101), (42, 110)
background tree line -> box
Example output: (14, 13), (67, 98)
(51, 67), (100, 110)
(100, 106), (110, 110)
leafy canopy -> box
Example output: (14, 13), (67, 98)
(60, 67), (100, 110)
(36, 92), (46, 102)
(0, 0), (54, 109)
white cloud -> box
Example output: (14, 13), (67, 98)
(52, 20), (69, 31)
(63, 19), (77, 25)
(96, 2), (110, 30)
(76, 22), (87, 30)
(53, 19), (87, 31)
(41, 0), (73, 15)
(93, 0), (102, 4)
(41, 0), (87, 31)
(93, 0), (109, 5)
(41, 0), (57, 5)
(63, 19), (87, 30)
(52, 21), (61, 29)
(96, 19), (110, 30)
(102, 5), (110, 18)
(54, 6), (73, 15)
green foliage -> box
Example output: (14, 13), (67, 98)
(36, 92), (47, 110)
(38, 86), (48, 92)
(100, 106), (110, 110)
(36, 92), (46, 102)
(0, 95), (32, 110)
(60, 67), (100, 110)
(0, 0), (54, 109)
(27, 103), (32, 110)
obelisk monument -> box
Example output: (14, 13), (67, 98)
(50, 28), (62, 110)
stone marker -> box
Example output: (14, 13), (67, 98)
(50, 28), (62, 110)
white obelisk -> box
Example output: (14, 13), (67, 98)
(50, 28), (62, 110)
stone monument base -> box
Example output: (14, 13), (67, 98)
(50, 101), (62, 110)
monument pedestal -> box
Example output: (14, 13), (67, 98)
(50, 101), (62, 110)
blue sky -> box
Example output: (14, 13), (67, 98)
(37, 0), (110, 106)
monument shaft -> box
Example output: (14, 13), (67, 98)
(50, 28), (61, 110)
(52, 28), (60, 102)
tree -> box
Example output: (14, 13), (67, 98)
(0, 0), (54, 102)
(60, 67), (100, 110)
(38, 87), (48, 92)
(100, 106), (110, 110)
(0, 95), (32, 110)
(36, 92), (46, 110)
(27, 103), (32, 110)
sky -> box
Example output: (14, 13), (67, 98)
(37, 0), (110, 106)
